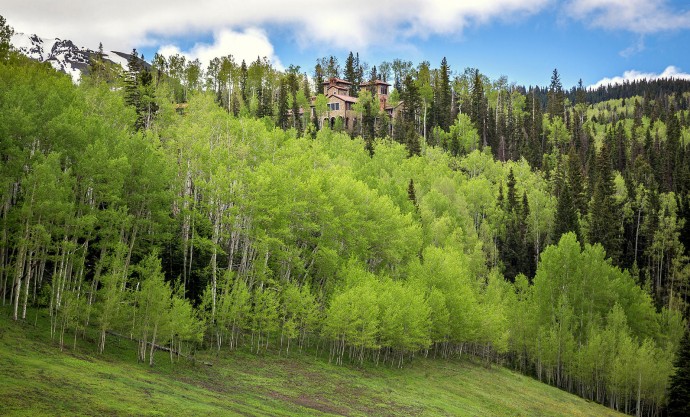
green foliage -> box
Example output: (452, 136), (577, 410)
(0, 15), (14, 61)
(2, 50), (689, 417)
(668, 329), (690, 416)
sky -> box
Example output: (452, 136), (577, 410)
(4, 0), (690, 89)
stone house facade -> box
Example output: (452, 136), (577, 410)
(312, 78), (403, 131)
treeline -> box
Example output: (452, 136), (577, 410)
(2, 19), (690, 416)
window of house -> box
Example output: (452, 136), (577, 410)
(329, 102), (340, 111)
(381, 86), (387, 95)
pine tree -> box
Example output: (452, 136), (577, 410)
(400, 74), (422, 157)
(437, 57), (452, 131)
(501, 168), (525, 281)
(470, 69), (487, 148)
(239, 60), (248, 103)
(666, 104), (682, 192)
(88, 42), (106, 82)
(277, 78), (289, 129)
(344, 52), (357, 95)
(567, 146), (587, 215)
(554, 161), (580, 241)
(406, 126), (422, 157)
(369, 65), (378, 83)
(124, 48), (141, 108)
(136, 67), (157, 131)
(407, 179), (418, 210)
(326, 56), (340, 79)
(589, 142), (623, 264)
(547, 68), (564, 120)
(668, 328), (690, 417)
(520, 191), (535, 277)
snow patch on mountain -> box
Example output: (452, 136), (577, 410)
(10, 32), (129, 83)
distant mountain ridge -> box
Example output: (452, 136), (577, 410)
(10, 32), (135, 83)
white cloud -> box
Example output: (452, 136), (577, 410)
(566, 0), (690, 33)
(2, 0), (549, 59)
(589, 66), (690, 89)
(619, 36), (645, 58)
(158, 28), (283, 70)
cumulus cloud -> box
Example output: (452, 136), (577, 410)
(158, 28), (283, 70)
(2, 0), (549, 57)
(589, 66), (690, 89)
(565, 0), (690, 33)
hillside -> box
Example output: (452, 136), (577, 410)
(0, 309), (622, 417)
(2, 18), (689, 417)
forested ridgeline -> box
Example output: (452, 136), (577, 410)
(2, 22), (690, 416)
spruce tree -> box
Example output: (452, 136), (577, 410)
(401, 75), (421, 157)
(344, 52), (357, 95)
(554, 161), (580, 241)
(239, 60), (248, 103)
(520, 191), (535, 277)
(277, 78), (289, 129)
(407, 179), (418, 210)
(547, 68), (564, 120)
(470, 69), (487, 148)
(668, 328), (690, 417)
(500, 168), (524, 281)
(437, 57), (452, 131)
(666, 105), (682, 192)
(88, 42), (106, 81)
(568, 146), (587, 215)
(589, 142), (623, 264)
(406, 126), (422, 157)
(124, 48), (141, 108)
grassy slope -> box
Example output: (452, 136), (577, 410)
(0, 309), (622, 417)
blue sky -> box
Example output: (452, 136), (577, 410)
(5, 0), (690, 88)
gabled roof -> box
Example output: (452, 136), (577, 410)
(330, 94), (357, 103)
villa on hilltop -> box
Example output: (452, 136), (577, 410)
(311, 78), (403, 132)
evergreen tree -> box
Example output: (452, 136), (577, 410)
(500, 168), (525, 281)
(313, 62), (325, 96)
(136, 67), (157, 131)
(666, 104), (682, 192)
(567, 146), (587, 215)
(88, 42), (106, 82)
(326, 56), (340, 79)
(277, 78), (289, 129)
(124, 48), (141, 108)
(344, 52), (357, 95)
(668, 328), (690, 417)
(400, 74), (422, 157)
(470, 69), (487, 148)
(589, 142), (623, 264)
(437, 57), (452, 131)
(406, 125), (422, 157)
(407, 179), (418, 210)
(239, 60), (248, 103)
(554, 161), (580, 240)
(547, 68), (564, 120)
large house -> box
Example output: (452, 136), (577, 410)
(312, 78), (403, 131)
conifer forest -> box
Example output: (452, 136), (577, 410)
(1, 16), (690, 416)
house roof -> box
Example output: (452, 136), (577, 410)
(360, 79), (391, 87)
(330, 94), (357, 103)
(385, 101), (404, 110)
(323, 77), (352, 85)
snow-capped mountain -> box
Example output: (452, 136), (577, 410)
(10, 32), (132, 83)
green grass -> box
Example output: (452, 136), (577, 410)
(0, 308), (623, 416)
